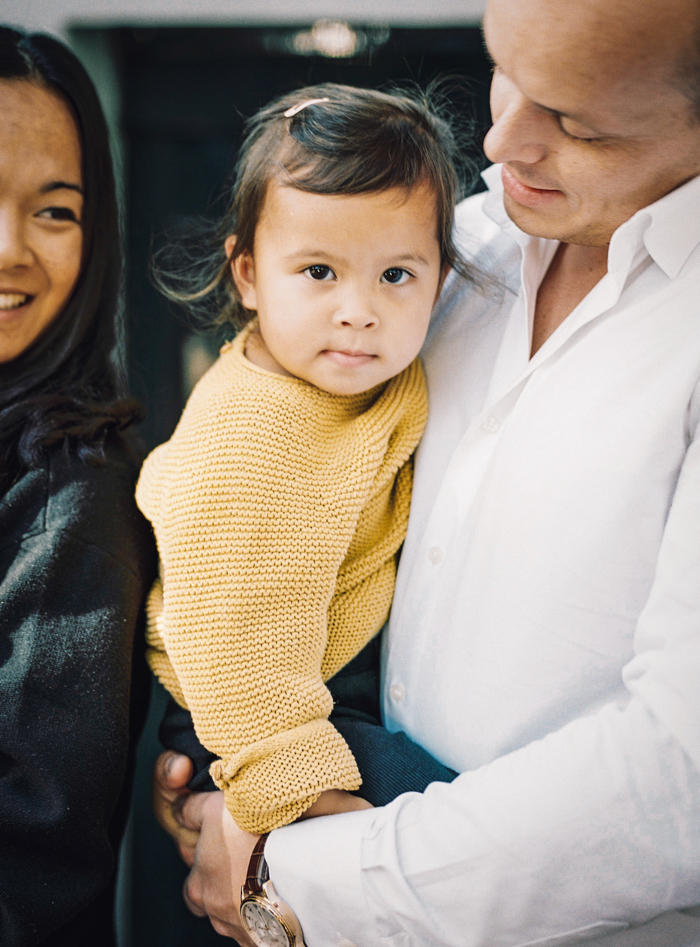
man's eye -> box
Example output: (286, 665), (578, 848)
(304, 265), (335, 281)
(558, 119), (600, 142)
(381, 267), (411, 285)
(37, 206), (80, 222)
(562, 129), (598, 142)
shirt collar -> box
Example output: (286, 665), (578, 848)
(481, 163), (700, 282)
(638, 172), (700, 279)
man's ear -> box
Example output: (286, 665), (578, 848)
(226, 235), (257, 311)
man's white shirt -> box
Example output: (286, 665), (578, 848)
(265, 165), (700, 947)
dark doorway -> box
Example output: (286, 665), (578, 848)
(112, 24), (492, 945)
(118, 25), (492, 451)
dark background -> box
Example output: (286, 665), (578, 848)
(102, 24), (492, 945)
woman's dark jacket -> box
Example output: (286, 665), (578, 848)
(0, 439), (156, 946)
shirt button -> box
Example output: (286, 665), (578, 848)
(428, 545), (444, 564)
(389, 682), (405, 702)
(482, 415), (500, 433)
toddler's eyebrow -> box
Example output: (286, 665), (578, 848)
(394, 253), (430, 266)
(285, 248), (345, 263)
(285, 250), (430, 267)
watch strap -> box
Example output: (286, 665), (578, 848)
(243, 834), (270, 897)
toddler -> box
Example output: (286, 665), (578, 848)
(136, 83), (472, 834)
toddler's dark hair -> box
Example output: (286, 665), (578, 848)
(154, 82), (478, 327)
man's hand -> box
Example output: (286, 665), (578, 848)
(153, 751), (257, 940)
(153, 751), (373, 940)
(180, 789), (259, 943)
(179, 787), (372, 940)
(152, 750), (200, 867)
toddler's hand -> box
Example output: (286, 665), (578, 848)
(299, 788), (373, 819)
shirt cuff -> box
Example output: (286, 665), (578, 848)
(265, 808), (378, 947)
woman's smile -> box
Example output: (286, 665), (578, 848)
(0, 291), (32, 312)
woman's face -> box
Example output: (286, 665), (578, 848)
(0, 80), (83, 364)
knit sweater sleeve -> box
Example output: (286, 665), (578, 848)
(136, 334), (427, 833)
(144, 577), (187, 710)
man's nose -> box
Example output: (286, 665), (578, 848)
(484, 81), (549, 166)
(0, 210), (33, 271)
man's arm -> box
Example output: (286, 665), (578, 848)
(261, 431), (700, 947)
(268, 701), (700, 947)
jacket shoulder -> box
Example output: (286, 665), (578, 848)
(0, 438), (156, 579)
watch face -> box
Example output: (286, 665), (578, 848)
(241, 899), (291, 947)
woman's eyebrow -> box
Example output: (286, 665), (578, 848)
(39, 180), (84, 195)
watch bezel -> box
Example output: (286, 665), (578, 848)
(241, 881), (305, 947)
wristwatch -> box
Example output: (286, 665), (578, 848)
(240, 835), (306, 947)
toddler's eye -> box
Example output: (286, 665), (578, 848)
(37, 206), (80, 223)
(304, 265), (335, 281)
(381, 268), (411, 285)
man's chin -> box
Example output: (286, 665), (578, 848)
(502, 193), (610, 246)
(502, 191), (568, 239)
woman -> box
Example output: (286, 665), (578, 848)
(0, 27), (156, 946)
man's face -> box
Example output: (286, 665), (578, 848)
(483, 0), (700, 246)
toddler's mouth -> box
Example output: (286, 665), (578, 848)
(323, 349), (376, 367)
(0, 293), (32, 311)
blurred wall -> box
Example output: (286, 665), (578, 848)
(0, 0), (485, 37)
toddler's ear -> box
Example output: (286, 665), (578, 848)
(224, 234), (237, 260)
(435, 263), (451, 301)
(227, 238), (257, 310)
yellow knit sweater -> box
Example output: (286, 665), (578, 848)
(136, 322), (428, 833)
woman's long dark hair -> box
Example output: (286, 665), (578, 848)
(0, 27), (141, 492)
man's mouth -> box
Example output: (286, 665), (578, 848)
(0, 293), (32, 311)
(501, 166), (564, 209)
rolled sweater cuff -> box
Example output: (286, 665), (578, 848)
(211, 718), (362, 833)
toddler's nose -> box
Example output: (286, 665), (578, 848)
(338, 313), (378, 329)
(334, 296), (378, 330)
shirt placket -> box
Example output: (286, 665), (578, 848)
(385, 228), (643, 732)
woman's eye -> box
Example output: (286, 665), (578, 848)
(304, 265), (335, 281)
(37, 206), (80, 222)
(381, 267), (411, 285)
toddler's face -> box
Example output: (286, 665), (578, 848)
(230, 180), (444, 395)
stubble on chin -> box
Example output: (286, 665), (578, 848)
(502, 194), (614, 247)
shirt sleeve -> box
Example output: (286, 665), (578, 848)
(265, 422), (700, 946)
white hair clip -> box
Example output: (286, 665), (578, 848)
(283, 97), (330, 118)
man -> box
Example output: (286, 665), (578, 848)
(155, 0), (700, 943)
